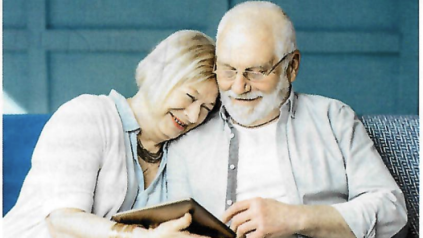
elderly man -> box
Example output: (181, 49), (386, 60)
(167, 2), (407, 238)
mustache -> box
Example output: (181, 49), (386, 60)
(221, 90), (264, 100)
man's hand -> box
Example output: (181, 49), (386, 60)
(221, 197), (304, 238)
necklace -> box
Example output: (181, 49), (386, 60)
(233, 114), (280, 129)
(137, 138), (162, 163)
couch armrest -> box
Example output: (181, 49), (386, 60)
(360, 115), (419, 238)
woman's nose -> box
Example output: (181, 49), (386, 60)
(184, 102), (201, 124)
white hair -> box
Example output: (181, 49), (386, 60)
(135, 30), (216, 107)
(216, 1), (297, 59)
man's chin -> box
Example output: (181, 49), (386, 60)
(222, 95), (267, 125)
(225, 106), (259, 125)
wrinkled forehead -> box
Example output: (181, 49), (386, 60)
(216, 27), (276, 67)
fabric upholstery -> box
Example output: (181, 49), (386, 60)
(3, 114), (51, 215)
(361, 115), (419, 238)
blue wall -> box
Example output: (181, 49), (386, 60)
(3, 0), (418, 115)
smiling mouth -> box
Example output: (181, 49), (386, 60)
(233, 96), (262, 102)
(170, 112), (188, 130)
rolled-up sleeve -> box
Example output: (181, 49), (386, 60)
(331, 105), (407, 238)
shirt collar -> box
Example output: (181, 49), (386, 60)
(219, 87), (298, 123)
(284, 87), (297, 119)
(109, 90), (140, 132)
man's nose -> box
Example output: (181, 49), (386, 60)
(231, 72), (251, 95)
(184, 102), (201, 124)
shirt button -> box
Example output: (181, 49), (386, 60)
(229, 133), (235, 138)
(227, 200), (233, 206)
(229, 164), (236, 170)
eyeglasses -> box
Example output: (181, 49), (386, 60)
(213, 51), (293, 82)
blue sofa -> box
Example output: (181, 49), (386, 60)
(3, 114), (419, 237)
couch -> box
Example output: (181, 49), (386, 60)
(2, 114), (419, 237)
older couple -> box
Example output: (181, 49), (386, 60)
(4, 1), (406, 238)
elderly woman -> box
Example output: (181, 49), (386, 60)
(4, 30), (218, 238)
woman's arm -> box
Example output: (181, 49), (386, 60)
(46, 208), (206, 238)
(46, 208), (130, 238)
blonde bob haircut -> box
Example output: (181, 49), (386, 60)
(135, 30), (216, 107)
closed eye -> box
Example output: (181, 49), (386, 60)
(186, 93), (195, 101)
(246, 68), (266, 74)
(187, 93), (212, 112)
(202, 105), (212, 112)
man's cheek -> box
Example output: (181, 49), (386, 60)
(217, 81), (232, 92)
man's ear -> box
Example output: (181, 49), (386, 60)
(287, 50), (301, 83)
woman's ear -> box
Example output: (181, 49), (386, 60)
(287, 50), (301, 83)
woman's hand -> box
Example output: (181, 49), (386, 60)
(142, 213), (209, 238)
(47, 208), (208, 238)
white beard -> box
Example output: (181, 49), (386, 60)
(220, 75), (291, 126)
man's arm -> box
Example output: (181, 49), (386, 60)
(222, 198), (355, 238)
(223, 104), (407, 238)
(329, 105), (407, 237)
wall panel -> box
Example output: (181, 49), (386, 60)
(3, 53), (31, 111)
(49, 52), (144, 110)
(296, 53), (399, 114)
(47, 0), (212, 30)
(3, 0), (27, 29)
(2, 0), (419, 115)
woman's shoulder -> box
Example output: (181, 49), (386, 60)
(52, 94), (117, 120)
(60, 94), (115, 112)
(45, 94), (121, 135)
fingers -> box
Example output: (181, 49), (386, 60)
(222, 200), (251, 223)
(230, 209), (251, 231)
(159, 213), (192, 231)
(246, 231), (264, 238)
(236, 220), (256, 238)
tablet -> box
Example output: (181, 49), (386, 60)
(112, 198), (236, 238)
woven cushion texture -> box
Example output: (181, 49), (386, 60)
(361, 115), (419, 238)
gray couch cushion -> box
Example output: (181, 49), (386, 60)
(361, 115), (419, 238)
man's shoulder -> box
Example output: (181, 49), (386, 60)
(293, 92), (358, 128)
(170, 112), (224, 148)
(296, 92), (347, 106)
(296, 92), (353, 114)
